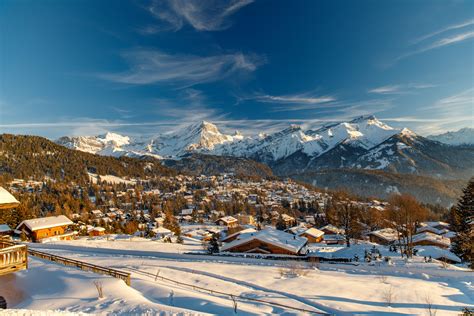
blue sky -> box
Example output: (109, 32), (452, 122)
(0, 0), (473, 138)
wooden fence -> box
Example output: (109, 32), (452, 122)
(28, 249), (131, 286)
(0, 240), (28, 276)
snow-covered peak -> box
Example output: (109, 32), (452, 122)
(99, 132), (130, 147)
(400, 128), (417, 139)
(55, 115), (411, 161)
(428, 127), (474, 146)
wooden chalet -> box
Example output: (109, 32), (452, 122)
(0, 187), (27, 276)
(215, 216), (238, 228)
(367, 228), (399, 245)
(220, 228), (308, 255)
(17, 215), (74, 242)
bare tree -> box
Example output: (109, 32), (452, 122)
(424, 293), (437, 316)
(335, 203), (362, 247)
(387, 194), (428, 258)
(93, 281), (104, 299)
(382, 285), (395, 306)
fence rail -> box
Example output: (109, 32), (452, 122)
(28, 249), (131, 286)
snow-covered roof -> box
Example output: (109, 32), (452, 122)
(221, 227), (256, 241)
(221, 227), (307, 253)
(17, 215), (73, 232)
(368, 228), (399, 242)
(414, 246), (461, 263)
(153, 227), (172, 234)
(301, 227), (324, 239)
(319, 224), (345, 235)
(217, 216), (238, 224)
(412, 232), (451, 247)
(0, 187), (20, 209)
(92, 227), (105, 232)
(0, 224), (12, 232)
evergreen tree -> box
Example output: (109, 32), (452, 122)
(451, 178), (474, 268)
(207, 235), (219, 254)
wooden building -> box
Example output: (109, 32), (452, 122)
(89, 227), (106, 237)
(215, 216), (238, 228)
(299, 227), (325, 243)
(221, 228), (307, 255)
(17, 215), (74, 242)
(0, 187), (27, 276)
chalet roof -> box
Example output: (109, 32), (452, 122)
(301, 227), (324, 239)
(217, 216), (238, 224)
(411, 232), (451, 247)
(221, 228), (257, 242)
(17, 215), (73, 232)
(0, 187), (20, 209)
(221, 227), (307, 254)
(367, 228), (399, 242)
(319, 224), (345, 235)
(0, 224), (12, 232)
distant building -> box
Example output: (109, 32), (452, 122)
(17, 215), (75, 242)
(367, 228), (399, 245)
(89, 227), (106, 237)
(215, 216), (238, 228)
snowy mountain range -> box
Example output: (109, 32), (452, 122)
(427, 127), (474, 146)
(56, 116), (474, 180)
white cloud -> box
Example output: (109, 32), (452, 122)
(147, 0), (254, 32)
(98, 50), (264, 86)
(397, 27), (474, 62)
(369, 83), (436, 95)
(412, 19), (474, 44)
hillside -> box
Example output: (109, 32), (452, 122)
(163, 153), (275, 179)
(291, 169), (467, 206)
(0, 134), (175, 183)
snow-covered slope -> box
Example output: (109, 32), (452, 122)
(428, 127), (474, 146)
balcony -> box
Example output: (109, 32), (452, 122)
(0, 240), (28, 276)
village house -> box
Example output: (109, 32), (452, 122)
(299, 227), (325, 243)
(0, 224), (12, 237)
(220, 227), (308, 255)
(89, 226), (106, 237)
(17, 215), (75, 242)
(367, 228), (399, 245)
(237, 214), (256, 226)
(215, 216), (238, 228)
(410, 232), (451, 249)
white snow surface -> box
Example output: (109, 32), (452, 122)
(2, 237), (472, 315)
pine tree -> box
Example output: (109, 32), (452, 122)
(451, 178), (474, 268)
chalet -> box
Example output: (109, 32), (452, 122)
(17, 215), (74, 242)
(299, 228), (325, 243)
(320, 224), (345, 235)
(220, 228), (308, 255)
(367, 228), (399, 245)
(0, 187), (20, 210)
(0, 224), (12, 236)
(215, 216), (238, 228)
(410, 232), (451, 249)
(322, 234), (345, 245)
(0, 187), (27, 276)
(237, 214), (256, 226)
(89, 227), (106, 237)
(221, 228), (257, 243)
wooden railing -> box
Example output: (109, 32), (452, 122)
(28, 249), (131, 286)
(0, 240), (28, 276)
